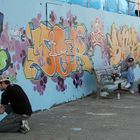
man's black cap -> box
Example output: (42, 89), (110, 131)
(127, 58), (134, 63)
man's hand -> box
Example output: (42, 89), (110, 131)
(0, 104), (5, 114)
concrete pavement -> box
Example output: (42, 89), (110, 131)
(1, 89), (140, 140)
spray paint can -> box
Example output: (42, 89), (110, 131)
(117, 92), (120, 100)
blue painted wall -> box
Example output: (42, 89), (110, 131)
(0, 0), (140, 120)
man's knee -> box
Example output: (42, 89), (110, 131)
(0, 121), (20, 132)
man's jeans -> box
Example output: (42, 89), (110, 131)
(0, 105), (30, 132)
(121, 67), (135, 89)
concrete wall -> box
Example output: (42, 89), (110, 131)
(0, 0), (140, 116)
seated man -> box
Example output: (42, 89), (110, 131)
(120, 54), (135, 94)
(0, 76), (32, 133)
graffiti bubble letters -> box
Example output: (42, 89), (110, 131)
(24, 23), (72, 79)
(107, 23), (140, 65)
(24, 22), (91, 79)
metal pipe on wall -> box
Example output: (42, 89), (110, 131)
(128, 0), (130, 15)
(118, 0), (120, 13)
(104, 0), (106, 10)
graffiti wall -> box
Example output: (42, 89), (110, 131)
(0, 0), (140, 114)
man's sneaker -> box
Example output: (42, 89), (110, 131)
(129, 89), (135, 95)
(20, 120), (30, 134)
(125, 83), (131, 89)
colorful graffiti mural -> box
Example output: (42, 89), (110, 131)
(23, 12), (94, 93)
(24, 22), (92, 79)
(0, 9), (139, 95)
(107, 23), (140, 65)
(0, 21), (30, 83)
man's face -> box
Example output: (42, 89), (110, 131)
(127, 60), (133, 66)
(0, 82), (4, 91)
